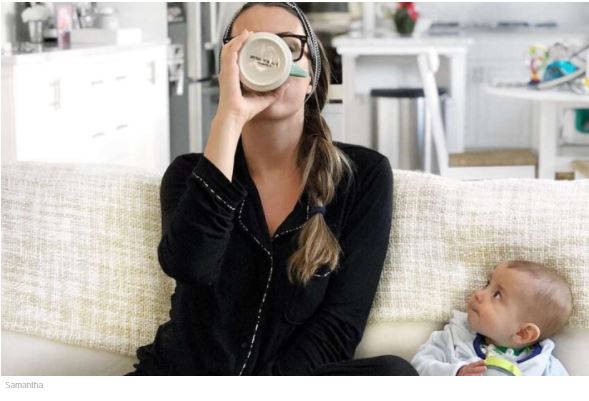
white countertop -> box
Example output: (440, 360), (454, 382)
(1, 39), (170, 66)
(485, 84), (589, 103)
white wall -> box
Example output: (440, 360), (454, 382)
(101, 2), (167, 42)
(409, 2), (589, 30)
(1, 2), (16, 46)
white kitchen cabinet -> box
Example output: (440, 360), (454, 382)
(1, 42), (170, 176)
(131, 45), (170, 176)
(10, 62), (69, 161)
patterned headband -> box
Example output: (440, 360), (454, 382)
(221, 2), (322, 102)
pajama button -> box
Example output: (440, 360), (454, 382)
(241, 342), (248, 349)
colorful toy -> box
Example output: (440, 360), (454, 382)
(484, 354), (523, 376)
(527, 44), (548, 85)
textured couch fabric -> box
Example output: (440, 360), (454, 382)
(1, 162), (174, 358)
(370, 170), (589, 327)
(2, 162), (588, 375)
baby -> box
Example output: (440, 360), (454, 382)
(411, 260), (573, 376)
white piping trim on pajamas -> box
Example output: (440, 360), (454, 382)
(237, 200), (273, 376)
(192, 171), (236, 212)
(273, 204), (309, 239)
(313, 270), (332, 278)
(235, 200), (312, 375)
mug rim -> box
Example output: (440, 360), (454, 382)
(238, 32), (292, 91)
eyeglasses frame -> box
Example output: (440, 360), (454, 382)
(222, 32), (308, 62)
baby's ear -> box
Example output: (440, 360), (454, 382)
(512, 323), (541, 345)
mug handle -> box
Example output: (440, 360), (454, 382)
(289, 63), (309, 78)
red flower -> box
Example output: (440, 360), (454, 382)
(396, 2), (419, 22)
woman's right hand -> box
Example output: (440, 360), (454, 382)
(204, 29), (286, 181)
(216, 29), (286, 127)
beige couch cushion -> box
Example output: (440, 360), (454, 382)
(1, 329), (136, 376)
(2, 163), (588, 375)
(1, 162), (174, 357)
(369, 170), (589, 328)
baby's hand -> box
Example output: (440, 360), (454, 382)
(457, 360), (487, 376)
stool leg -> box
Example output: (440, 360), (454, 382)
(424, 107), (432, 174)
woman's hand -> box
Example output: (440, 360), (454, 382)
(203, 29), (287, 182)
(456, 360), (487, 376)
(217, 29), (286, 127)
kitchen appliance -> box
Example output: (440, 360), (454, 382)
(168, 3), (239, 158)
(27, 21), (44, 43)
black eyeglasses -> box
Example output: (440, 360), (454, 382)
(223, 32), (308, 62)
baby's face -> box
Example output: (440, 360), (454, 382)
(466, 263), (532, 347)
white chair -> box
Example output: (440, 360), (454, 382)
(417, 49), (537, 180)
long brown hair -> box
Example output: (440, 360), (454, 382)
(229, 3), (356, 285)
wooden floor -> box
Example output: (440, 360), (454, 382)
(449, 149), (537, 168)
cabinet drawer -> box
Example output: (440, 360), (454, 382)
(5, 43), (169, 173)
(80, 121), (134, 165)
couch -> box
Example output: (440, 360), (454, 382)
(2, 161), (588, 375)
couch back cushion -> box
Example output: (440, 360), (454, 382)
(1, 162), (173, 356)
(2, 163), (589, 359)
(369, 170), (589, 329)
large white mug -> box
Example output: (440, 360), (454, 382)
(238, 32), (309, 92)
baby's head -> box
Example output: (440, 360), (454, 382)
(466, 260), (572, 348)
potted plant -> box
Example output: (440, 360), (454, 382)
(393, 2), (419, 36)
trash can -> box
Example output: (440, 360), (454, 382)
(371, 88), (447, 171)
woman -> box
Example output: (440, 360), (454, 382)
(126, 2), (416, 376)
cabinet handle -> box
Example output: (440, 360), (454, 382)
(91, 132), (105, 139)
(48, 81), (55, 107)
(148, 61), (156, 84)
(115, 75), (127, 81)
(56, 81), (61, 110)
(90, 80), (105, 86)
(49, 79), (61, 110)
(116, 124), (128, 130)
